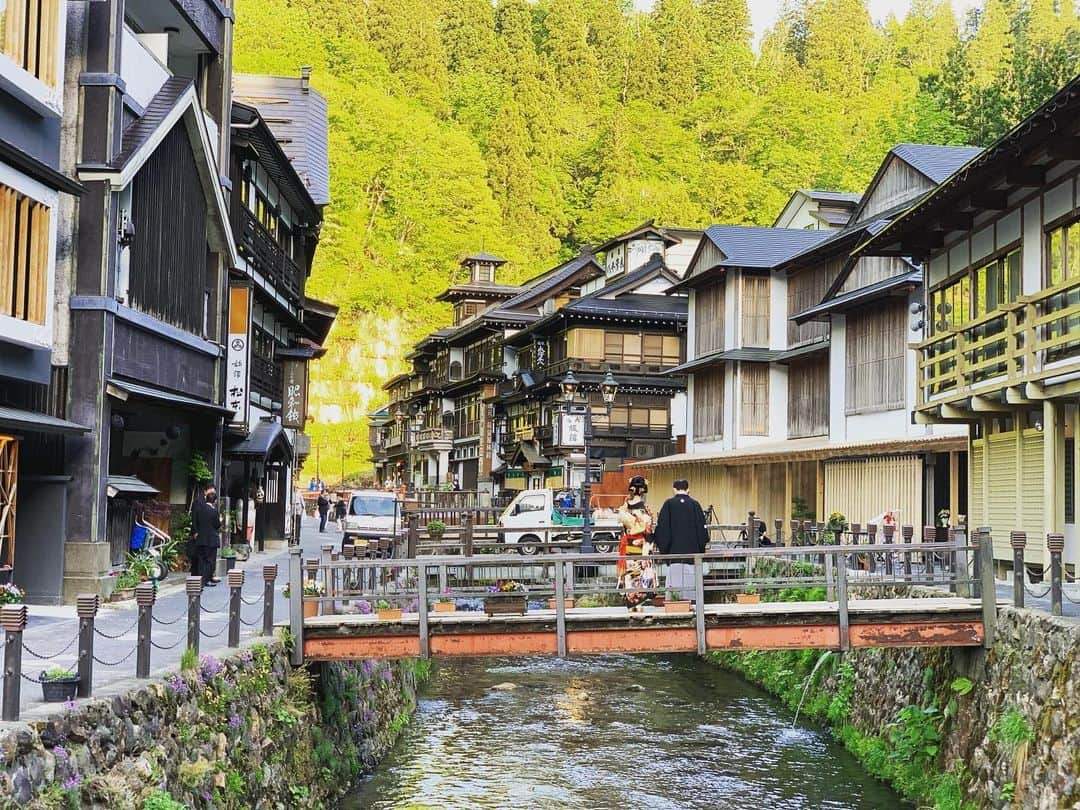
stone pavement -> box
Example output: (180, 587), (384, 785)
(10, 515), (339, 719)
(994, 576), (1080, 618)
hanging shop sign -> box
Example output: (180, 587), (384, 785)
(282, 359), (308, 429)
(226, 285), (252, 426)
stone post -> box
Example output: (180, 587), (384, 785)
(76, 594), (99, 696)
(1010, 531), (1027, 608)
(407, 513), (419, 559)
(262, 564), (277, 636)
(902, 525), (914, 579)
(883, 524), (896, 577)
(980, 529), (997, 647)
(135, 583), (155, 679)
(186, 576), (203, 655)
(1, 604), (27, 721)
(1048, 532), (1065, 617)
(866, 523), (877, 574)
(289, 548), (304, 667)
(923, 525), (937, 579)
(228, 570), (244, 648)
(774, 518), (784, 547)
(747, 511), (758, 548)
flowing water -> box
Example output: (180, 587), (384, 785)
(343, 655), (904, 809)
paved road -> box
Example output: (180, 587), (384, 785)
(11, 515), (338, 719)
(994, 577), (1080, 618)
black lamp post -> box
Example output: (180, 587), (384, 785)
(561, 369), (619, 553)
(394, 405), (422, 499)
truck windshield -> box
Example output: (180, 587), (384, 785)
(350, 497), (397, 517)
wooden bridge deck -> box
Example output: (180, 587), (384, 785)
(299, 598), (986, 660)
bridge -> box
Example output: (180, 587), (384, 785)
(285, 535), (998, 665)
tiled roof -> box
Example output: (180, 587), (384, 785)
(435, 281), (522, 302)
(794, 270), (922, 323)
(234, 73), (330, 205)
(462, 252), (506, 264)
(801, 189), (862, 205)
(599, 254), (680, 298)
(565, 293), (686, 320)
(699, 225), (833, 271)
(890, 143), (983, 184)
(114, 77), (192, 171)
(501, 253), (603, 311)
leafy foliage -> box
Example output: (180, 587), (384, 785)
(991, 707), (1035, 749)
(231, 0), (1080, 479)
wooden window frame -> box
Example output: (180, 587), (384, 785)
(739, 363), (769, 435)
(740, 274), (770, 348)
(692, 365), (725, 441)
(845, 301), (906, 415)
(0, 172), (54, 343)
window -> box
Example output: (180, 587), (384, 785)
(242, 160), (300, 260)
(0, 183), (50, 326)
(1, 0), (60, 86)
(787, 264), (830, 346)
(567, 328), (604, 360)
(788, 357), (828, 438)
(931, 248), (1020, 330)
(846, 300), (906, 414)
(454, 393), (481, 438)
(740, 363), (769, 435)
(693, 365), (725, 441)
(695, 281), (725, 355)
(516, 495), (545, 514)
(1047, 221), (1080, 287)
(741, 275), (770, 347)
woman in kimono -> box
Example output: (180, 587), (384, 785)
(617, 476), (657, 610)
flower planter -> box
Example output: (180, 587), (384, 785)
(377, 608), (403, 621)
(485, 595), (527, 616)
(651, 596), (666, 608)
(40, 675), (79, 703)
(433, 602), (457, 613)
(664, 600), (691, 614)
(547, 598), (574, 611)
(303, 601), (319, 619)
(735, 593), (761, 604)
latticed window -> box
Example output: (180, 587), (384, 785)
(0, 183), (50, 325)
(693, 366), (725, 441)
(739, 363), (769, 435)
(1, 0), (61, 86)
(846, 301), (906, 414)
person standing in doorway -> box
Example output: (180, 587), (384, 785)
(317, 490), (330, 533)
(653, 479), (710, 601)
(192, 486), (223, 586)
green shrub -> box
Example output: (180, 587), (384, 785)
(991, 707), (1034, 749)
(180, 647), (198, 671)
(143, 790), (186, 810)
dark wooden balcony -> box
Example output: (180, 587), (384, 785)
(251, 352), (283, 404)
(237, 207), (304, 304)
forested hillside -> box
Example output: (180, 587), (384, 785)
(232, 0), (1080, 481)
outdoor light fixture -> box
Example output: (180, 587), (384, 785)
(394, 408), (404, 425)
(600, 370), (619, 407)
(560, 370), (579, 403)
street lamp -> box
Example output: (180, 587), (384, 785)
(394, 405), (422, 498)
(560, 368), (619, 554)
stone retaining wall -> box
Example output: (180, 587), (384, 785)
(716, 606), (1080, 809)
(0, 642), (424, 809)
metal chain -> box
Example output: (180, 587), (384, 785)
(152, 608), (187, 626)
(21, 633), (79, 660)
(93, 618), (140, 640)
(1025, 585), (1052, 599)
(92, 646), (138, 667)
(240, 593), (263, 607)
(199, 622), (228, 638)
(200, 601), (226, 615)
(150, 636), (185, 651)
(239, 612), (263, 627)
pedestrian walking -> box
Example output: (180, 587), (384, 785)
(653, 479), (709, 601)
(317, 490), (330, 533)
(334, 494), (347, 524)
(192, 486), (223, 586)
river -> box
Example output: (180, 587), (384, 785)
(344, 655), (904, 809)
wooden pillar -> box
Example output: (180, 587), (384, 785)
(980, 418), (990, 531)
(783, 462), (793, 545)
(815, 459), (825, 521)
(1045, 400), (1065, 537)
(750, 464), (758, 516)
(948, 451), (960, 527)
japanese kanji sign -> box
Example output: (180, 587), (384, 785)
(226, 285), (252, 426)
(282, 359), (308, 429)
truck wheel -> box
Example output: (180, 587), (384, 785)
(517, 534), (542, 555)
(593, 535), (616, 554)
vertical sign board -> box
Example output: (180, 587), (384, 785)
(282, 360), (308, 430)
(605, 243), (625, 278)
(559, 413), (585, 447)
(226, 285), (252, 427)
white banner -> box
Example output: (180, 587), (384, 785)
(558, 413), (585, 447)
(226, 333), (249, 424)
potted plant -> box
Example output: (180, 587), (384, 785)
(39, 666), (79, 702)
(824, 511), (849, 545)
(219, 545), (238, 573)
(433, 591), (457, 613)
(376, 599), (403, 621)
(112, 571), (140, 601)
(485, 580), (528, 616)
(650, 593), (666, 608)
(735, 583), (760, 605)
(664, 591), (691, 613)
(284, 580), (325, 618)
(426, 519), (447, 541)
(0, 582), (25, 605)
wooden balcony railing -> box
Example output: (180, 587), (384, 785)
(250, 353), (282, 403)
(237, 207), (304, 303)
(915, 276), (1080, 408)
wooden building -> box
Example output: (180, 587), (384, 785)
(637, 145), (979, 531)
(0, 0), (88, 603)
(858, 78), (1080, 573)
(222, 77), (335, 549)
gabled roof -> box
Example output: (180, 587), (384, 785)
(889, 143), (984, 184)
(593, 219), (682, 254)
(801, 190), (862, 205)
(78, 78), (238, 269)
(462, 252), (506, 265)
(811, 209), (853, 227)
(679, 225), (832, 287)
(231, 101), (319, 222)
(225, 419), (293, 462)
(234, 72), (330, 206)
(564, 293), (686, 320)
(597, 254), (681, 298)
(858, 76), (1080, 259)
(435, 281), (522, 303)
(500, 252), (604, 312)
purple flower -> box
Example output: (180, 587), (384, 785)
(53, 746), (68, 760)
(166, 675), (190, 697)
(200, 655), (223, 680)
(354, 599), (372, 615)
(62, 774), (82, 791)
(228, 714), (241, 730)
(380, 669), (393, 682)
(63, 698), (77, 711)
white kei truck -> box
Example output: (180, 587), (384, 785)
(497, 489), (623, 554)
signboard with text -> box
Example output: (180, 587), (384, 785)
(282, 359), (308, 429)
(226, 285), (252, 426)
(557, 413), (585, 447)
